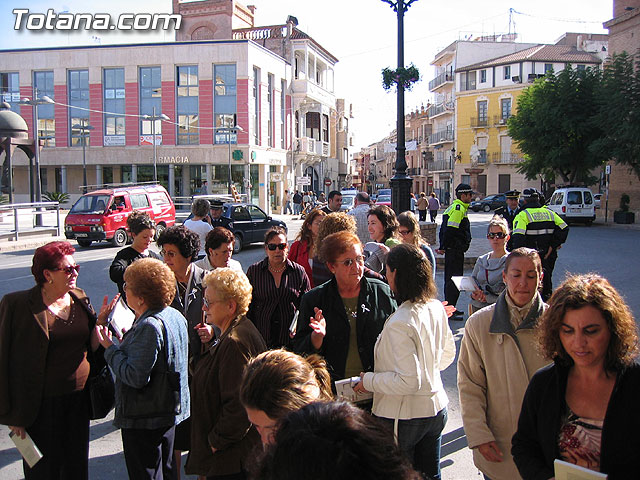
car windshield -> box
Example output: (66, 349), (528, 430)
(378, 195), (391, 202)
(342, 196), (355, 207)
(69, 195), (111, 214)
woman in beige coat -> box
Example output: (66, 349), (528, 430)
(457, 248), (550, 480)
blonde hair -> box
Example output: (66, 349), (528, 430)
(397, 211), (425, 248)
(487, 215), (509, 235)
(203, 267), (252, 317)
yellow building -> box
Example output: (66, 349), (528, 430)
(454, 42), (603, 196)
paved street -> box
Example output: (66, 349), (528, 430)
(0, 213), (638, 479)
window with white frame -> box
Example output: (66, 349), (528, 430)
(68, 69), (90, 147)
(177, 65), (199, 145)
(504, 65), (511, 80)
(103, 68), (125, 143)
(480, 69), (487, 83)
(214, 64), (237, 144)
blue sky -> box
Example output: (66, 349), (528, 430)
(1, 0), (611, 151)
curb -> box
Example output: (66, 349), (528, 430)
(0, 236), (67, 253)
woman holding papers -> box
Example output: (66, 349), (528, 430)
(469, 216), (510, 314)
(353, 244), (456, 480)
(96, 258), (190, 480)
(512, 274), (640, 479)
(0, 241), (116, 479)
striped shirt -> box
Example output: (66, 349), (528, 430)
(246, 258), (311, 348)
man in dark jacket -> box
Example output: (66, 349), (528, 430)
(495, 189), (520, 251)
(512, 189), (569, 300)
(292, 190), (303, 215)
(436, 183), (472, 317)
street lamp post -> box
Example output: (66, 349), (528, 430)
(143, 106), (170, 183)
(215, 125), (244, 195)
(19, 90), (54, 226)
(382, 0), (417, 214)
(72, 121), (94, 194)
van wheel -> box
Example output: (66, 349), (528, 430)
(483, 204), (491, 212)
(111, 229), (127, 247)
(155, 223), (166, 241)
(233, 233), (243, 254)
(77, 239), (92, 248)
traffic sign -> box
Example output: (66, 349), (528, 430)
(324, 179), (332, 186)
(296, 176), (311, 185)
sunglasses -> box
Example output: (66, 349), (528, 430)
(398, 229), (411, 236)
(267, 243), (287, 251)
(339, 255), (365, 267)
(487, 232), (507, 239)
(56, 264), (80, 275)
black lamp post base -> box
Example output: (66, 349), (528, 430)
(391, 175), (413, 214)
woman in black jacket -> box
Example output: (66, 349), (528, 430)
(293, 231), (396, 382)
(512, 274), (640, 479)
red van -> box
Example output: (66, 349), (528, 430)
(64, 184), (175, 247)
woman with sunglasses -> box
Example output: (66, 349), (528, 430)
(293, 231), (397, 384)
(246, 227), (311, 348)
(469, 216), (510, 314)
(397, 211), (436, 279)
(0, 241), (116, 479)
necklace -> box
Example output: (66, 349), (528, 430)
(42, 289), (74, 326)
(268, 262), (286, 273)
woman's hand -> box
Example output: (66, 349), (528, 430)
(471, 289), (487, 303)
(476, 441), (503, 462)
(195, 322), (214, 344)
(441, 301), (456, 318)
(97, 294), (120, 326)
(8, 426), (25, 439)
(309, 307), (326, 350)
(95, 325), (114, 349)
(353, 372), (371, 395)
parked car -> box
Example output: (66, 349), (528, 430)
(375, 194), (392, 207)
(546, 187), (596, 224)
(469, 194), (507, 212)
(340, 195), (355, 212)
(65, 184), (175, 247)
(185, 199), (287, 253)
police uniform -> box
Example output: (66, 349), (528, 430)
(495, 190), (521, 251)
(512, 189), (569, 300)
(439, 184), (472, 308)
(207, 200), (232, 230)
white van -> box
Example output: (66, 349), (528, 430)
(547, 187), (596, 225)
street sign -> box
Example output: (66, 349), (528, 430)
(324, 179), (332, 186)
(605, 165), (611, 175)
(296, 176), (311, 186)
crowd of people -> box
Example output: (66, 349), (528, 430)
(1, 184), (636, 480)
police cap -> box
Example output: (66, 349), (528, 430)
(505, 189), (521, 199)
(455, 183), (473, 194)
(210, 199), (224, 209)
(521, 188), (539, 200)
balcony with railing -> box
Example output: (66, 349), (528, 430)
(429, 71), (454, 91)
(493, 114), (511, 127)
(295, 137), (330, 157)
(427, 158), (454, 172)
(428, 129), (454, 145)
(470, 117), (489, 128)
(491, 152), (525, 164)
(407, 167), (423, 176)
(427, 103), (448, 118)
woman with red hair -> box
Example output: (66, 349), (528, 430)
(0, 241), (115, 479)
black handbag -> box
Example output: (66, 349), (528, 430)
(121, 317), (181, 419)
(87, 365), (115, 420)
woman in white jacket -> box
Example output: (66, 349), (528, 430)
(354, 244), (456, 480)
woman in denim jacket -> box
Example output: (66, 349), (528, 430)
(97, 258), (189, 479)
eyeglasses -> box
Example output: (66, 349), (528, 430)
(338, 255), (365, 267)
(56, 264), (80, 275)
(398, 229), (411, 236)
(267, 243), (287, 251)
(160, 249), (178, 258)
(487, 232), (507, 239)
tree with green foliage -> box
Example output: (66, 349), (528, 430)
(508, 65), (605, 186)
(590, 52), (640, 178)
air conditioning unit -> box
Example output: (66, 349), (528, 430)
(511, 76), (521, 83)
(527, 74), (537, 82)
(498, 118), (506, 125)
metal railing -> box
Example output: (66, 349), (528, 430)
(428, 129), (454, 145)
(0, 202), (61, 241)
(470, 117), (489, 128)
(491, 152), (525, 164)
(428, 71), (454, 90)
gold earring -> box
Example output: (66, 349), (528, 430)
(49, 279), (53, 284)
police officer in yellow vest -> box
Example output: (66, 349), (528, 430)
(512, 188), (569, 300)
(436, 183), (473, 317)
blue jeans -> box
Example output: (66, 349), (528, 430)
(378, 407), (447, 480)
(293, 203), (301, 215)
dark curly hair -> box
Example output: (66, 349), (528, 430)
(254, 401), (421, 480)
(367, 204), (399, 243)
(32, 241), (75, 285)
(264, 226), (287, 245)
(386, 244), (436, 303)
(126, 210), (156, 235)
(156, 225), (200, 262)
(536, 273), (639, 371)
